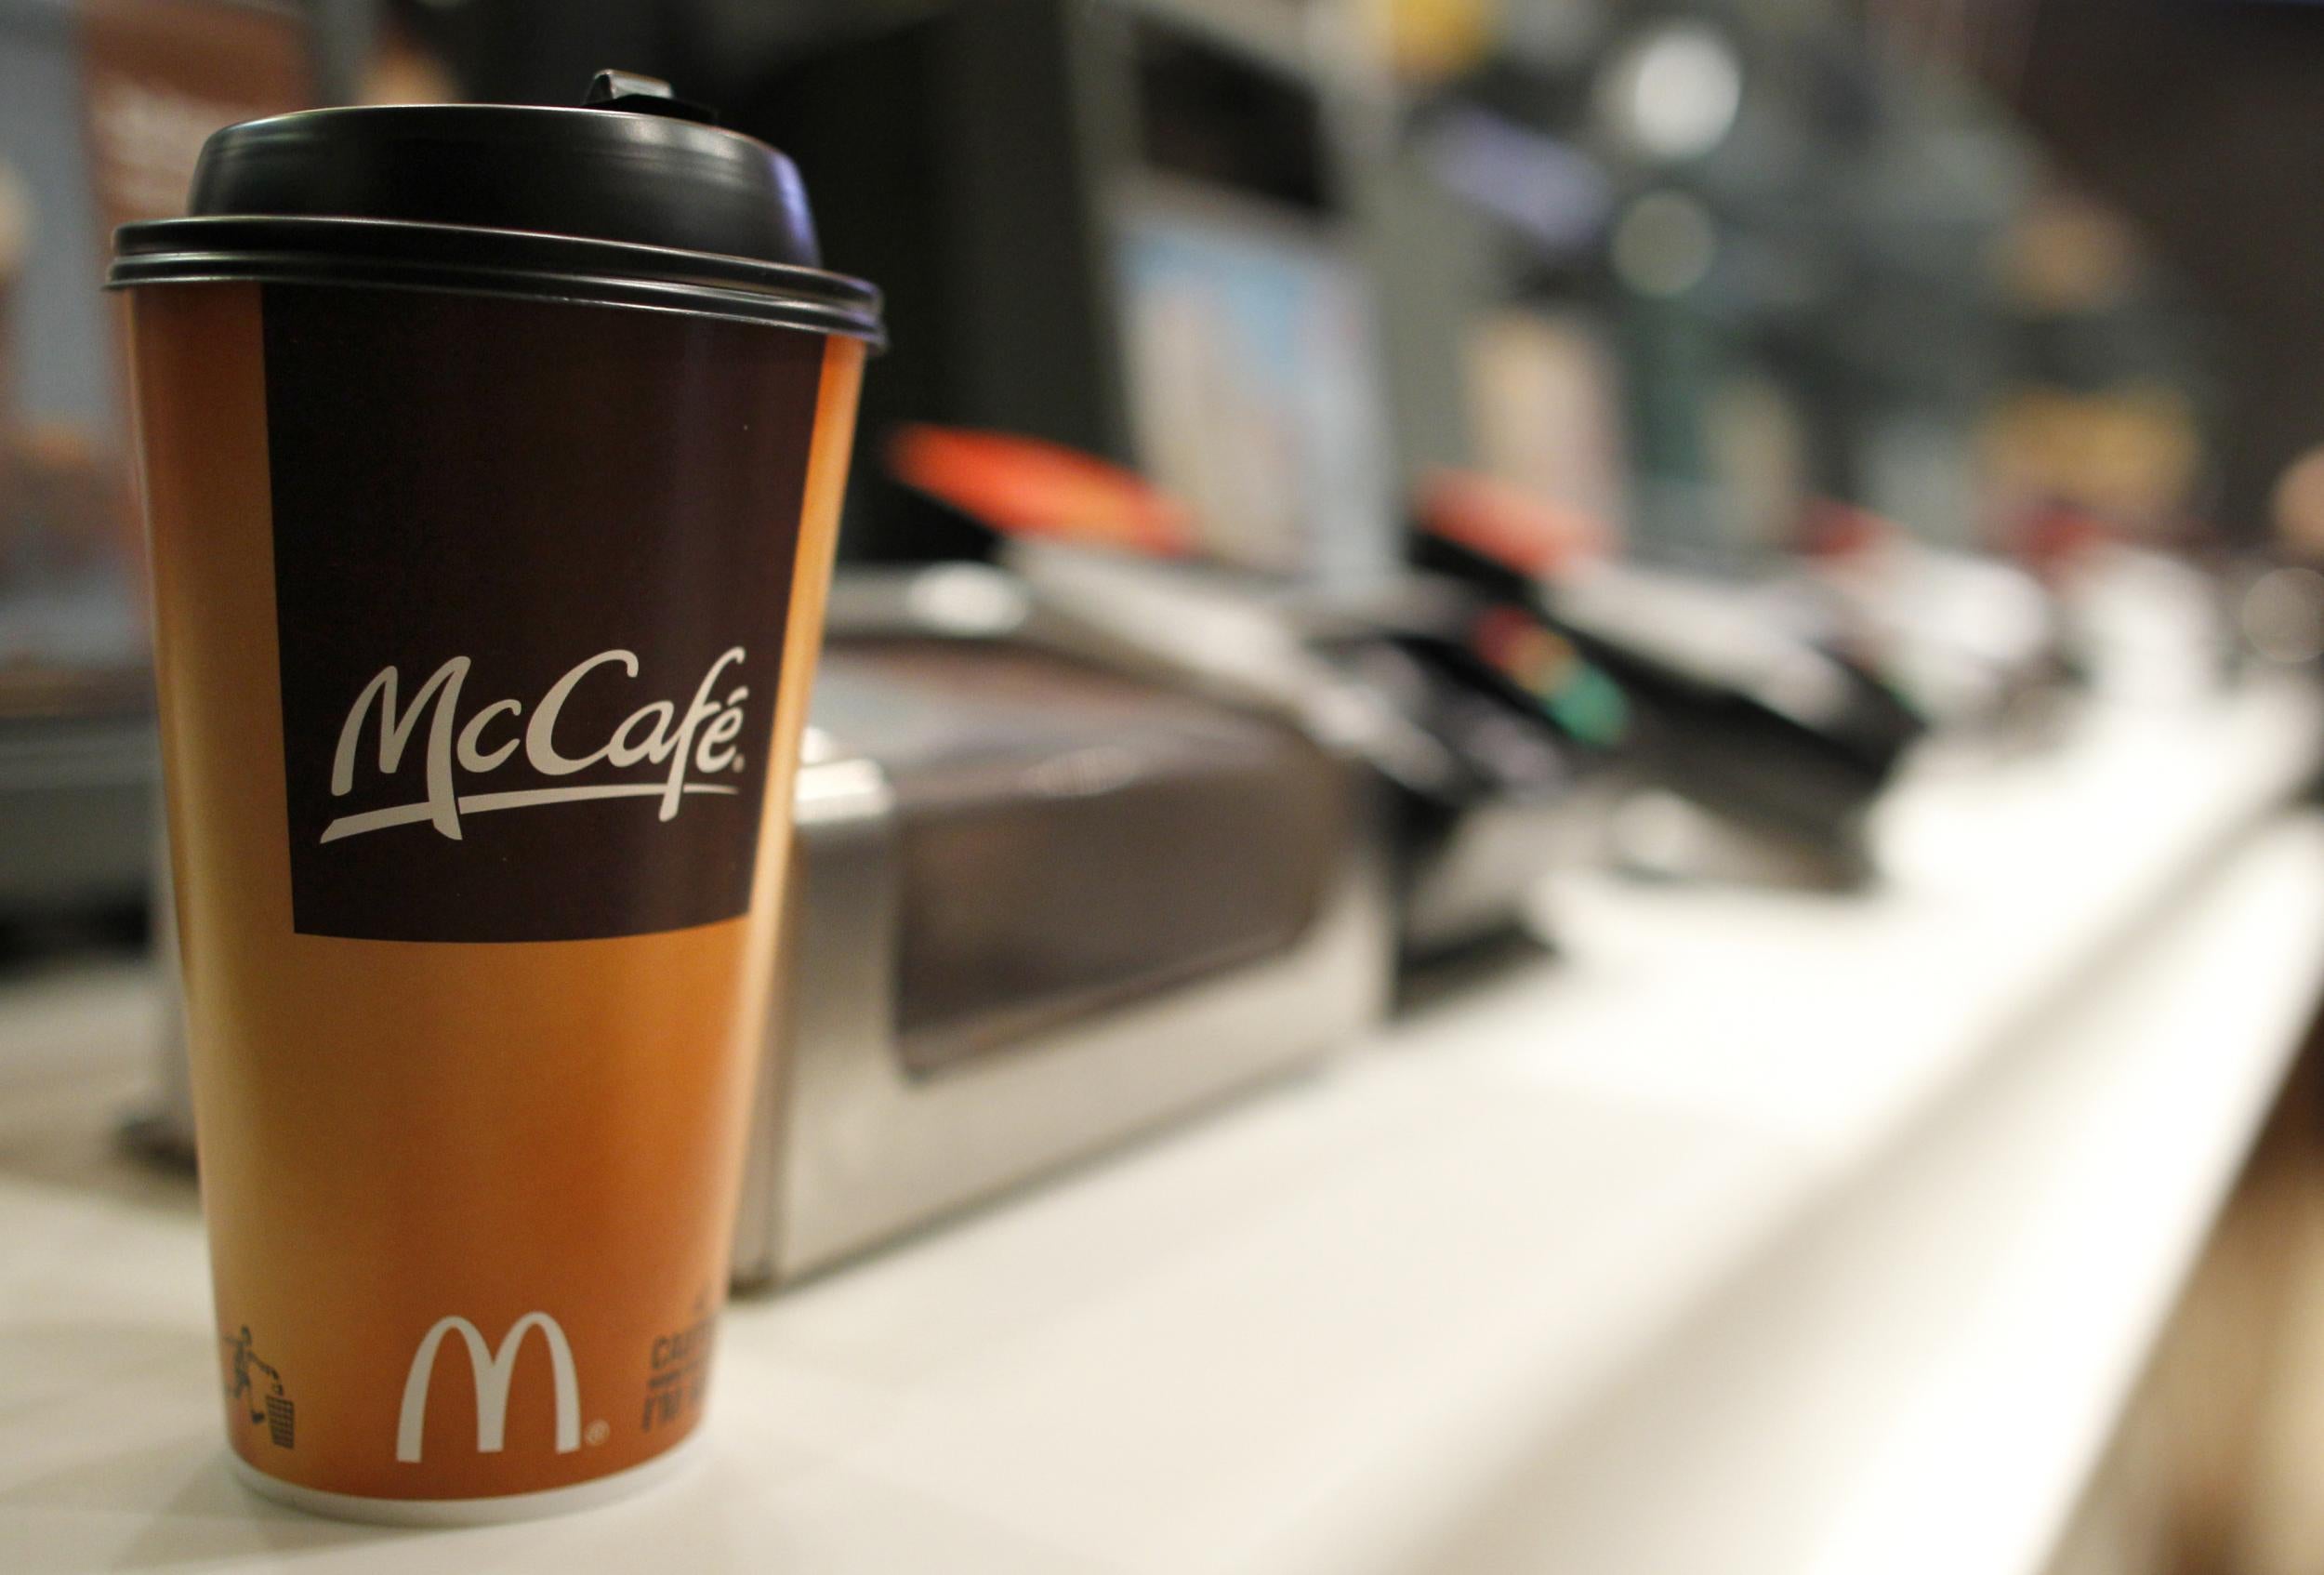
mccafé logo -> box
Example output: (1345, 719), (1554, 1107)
(322, 648), (752, 845)
(396, 1313), (580, 1462)
(263, 288), (810, 944)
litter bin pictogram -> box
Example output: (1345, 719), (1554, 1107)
(265, 1389), (295, 1449)
(223, 1326), (295, 1448)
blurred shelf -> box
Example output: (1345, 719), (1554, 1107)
(2, 678), (2320, 1573)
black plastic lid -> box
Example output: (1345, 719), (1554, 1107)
(108, 73), (882, 344)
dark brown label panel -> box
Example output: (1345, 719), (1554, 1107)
(262, 285), (822, 942)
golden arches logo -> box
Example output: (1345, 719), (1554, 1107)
(395, 1313), (580, 1463)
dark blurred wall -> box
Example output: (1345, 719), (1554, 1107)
(2000, 0), (2324, 539)
(385, 0), (940, 108)
(387, 0), (672, 104)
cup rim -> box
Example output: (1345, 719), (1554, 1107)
(110, 215), (886, 346)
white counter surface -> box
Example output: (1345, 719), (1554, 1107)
(6, 680), (2322, 1574)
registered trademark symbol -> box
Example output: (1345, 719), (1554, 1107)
(585, 1420), (612, 1448)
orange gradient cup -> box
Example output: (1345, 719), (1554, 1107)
(111, 89), (879, 1522)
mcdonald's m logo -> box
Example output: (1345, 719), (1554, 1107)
(396, 1312), (580, 1463)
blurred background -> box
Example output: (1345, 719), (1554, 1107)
(12, 2), (2324, 1571)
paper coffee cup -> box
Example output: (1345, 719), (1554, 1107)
(110, 74), (879, 1522)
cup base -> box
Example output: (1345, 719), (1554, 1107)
(226, 1430), (706, 1526)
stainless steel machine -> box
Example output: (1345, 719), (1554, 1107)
(731, 562), (1394, 1285)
